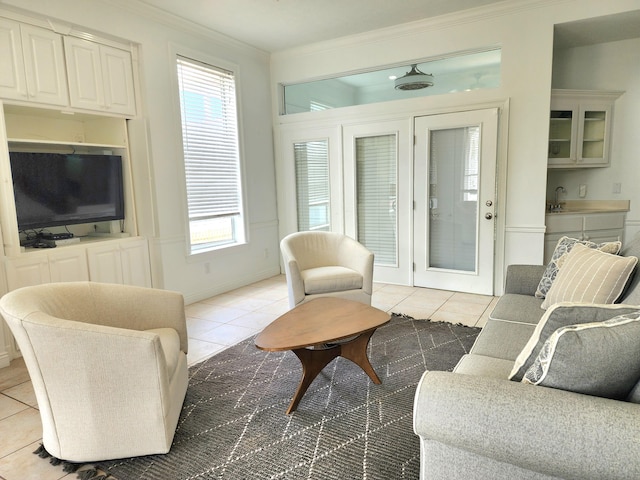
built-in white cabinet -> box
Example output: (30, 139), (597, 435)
(0, 18), (68, 107)
(5, 248), (89, 290)
(64, 37), (136, 116)
(5, 237), (151, 290)
(544, 212), (625, 263)
(86, 237), (151, 287)
(0, 14), (137, 117)
(548, 90), (622, 168)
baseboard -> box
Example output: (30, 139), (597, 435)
(183, 266), (282, 305)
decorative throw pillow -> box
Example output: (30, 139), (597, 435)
(522, 313), (640, 400)
(509, 303), (640, 382)
(540, 244), (637, 309)
(535, 236), (622, 299)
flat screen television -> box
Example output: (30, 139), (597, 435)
(10, 152), (125, 231)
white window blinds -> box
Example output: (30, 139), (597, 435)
(356, 134), (397, 266)
(176, 56), (244, 252)
(294, 140), (330, 231)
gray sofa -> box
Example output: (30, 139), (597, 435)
(413, 235), (640, 480)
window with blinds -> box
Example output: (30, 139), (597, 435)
(355, 135), (397, 266)
(176, 56), (245, 253)
(294, 140), (330, 231)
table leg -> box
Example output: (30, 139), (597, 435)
(339, 328), (381, 384)
(288, 346), (340, 414)
(286, 328), (382, 414)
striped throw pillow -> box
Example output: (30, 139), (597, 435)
(541, 243), (637, 310)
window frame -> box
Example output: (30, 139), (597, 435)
(171, 46), (249, 257)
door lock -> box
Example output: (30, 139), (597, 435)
(485, 200), (493, 207)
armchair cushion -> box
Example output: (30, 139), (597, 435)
(302, 266), (363, 294)
(522, 313), (640, 400)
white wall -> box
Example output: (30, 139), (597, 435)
(2, 0), (281, 303)
(271, 0), (640, 279)
(549, 37), (640, 238)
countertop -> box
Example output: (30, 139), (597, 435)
(546, 200), (630, 215)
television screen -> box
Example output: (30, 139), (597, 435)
(10, 152), (125, 231)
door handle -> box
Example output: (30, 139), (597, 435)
(485, 213), (493, 220)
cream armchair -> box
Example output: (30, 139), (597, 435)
(0, 282), (189, 463)
(280, 231), (374, 308)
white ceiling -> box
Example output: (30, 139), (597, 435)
(134, 0), (506, 52)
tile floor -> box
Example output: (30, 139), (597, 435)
(0, 275), (497, 479)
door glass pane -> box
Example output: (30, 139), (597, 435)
(429, 127), (479, 271)
(582, 110), (606, 159)
(356, 135), (397, 265)
(549, 110), (573, 159)
(294, 140), (330, 231)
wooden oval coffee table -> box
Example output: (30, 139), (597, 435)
(255, 297), (390, 414)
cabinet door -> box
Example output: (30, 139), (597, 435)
(548, 104), (578, 166)
(5, 255), (51, 290)
(577, 104), (612, 166)
(120, 239), (151, 287)
(64, 36), (105, 111)
(48, 249), (89, 283)
(20, 24), (68, 106)
(64, 37), (136, 116)
(87, 244), (124, 284)
(101, 45), (136, 116)
(0, 18), (28, 101)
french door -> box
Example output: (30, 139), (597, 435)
(413, 108), (498, 295)
(343, 119), (412, 285)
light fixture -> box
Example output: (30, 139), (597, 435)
(394, 64), (434, 90)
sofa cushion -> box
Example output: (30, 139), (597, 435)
(454, 354), (515, 379)
(540, 244), (637, 309)
(469, 318), (535, 361)
(535, 236), (621, 299)
(489, 294), (544, 325)
(522, 313), (640, 400)
(301, 266), (363, 294)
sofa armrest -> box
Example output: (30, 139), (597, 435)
(503, 264), (546, 295)
(414, 371), (640, 480)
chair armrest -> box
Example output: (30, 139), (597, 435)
(414, 371), (640, 480)
(88, 283), (188, 353)
(337, 238), (374, 295)
(503, 264), (546, 295)
(280, 238), (306, 306)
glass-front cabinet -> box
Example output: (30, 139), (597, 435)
(548, 90), (622, 168)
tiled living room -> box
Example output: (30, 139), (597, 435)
(0, 276), (495, 479)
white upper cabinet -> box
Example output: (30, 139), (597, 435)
(0, 18), (68, 106)
(548, 90), (622, 168)
(64, 37), (136, 116)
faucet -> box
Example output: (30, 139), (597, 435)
(551, 186), (566, 212)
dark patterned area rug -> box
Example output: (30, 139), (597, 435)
(93, 316), (480, 480)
